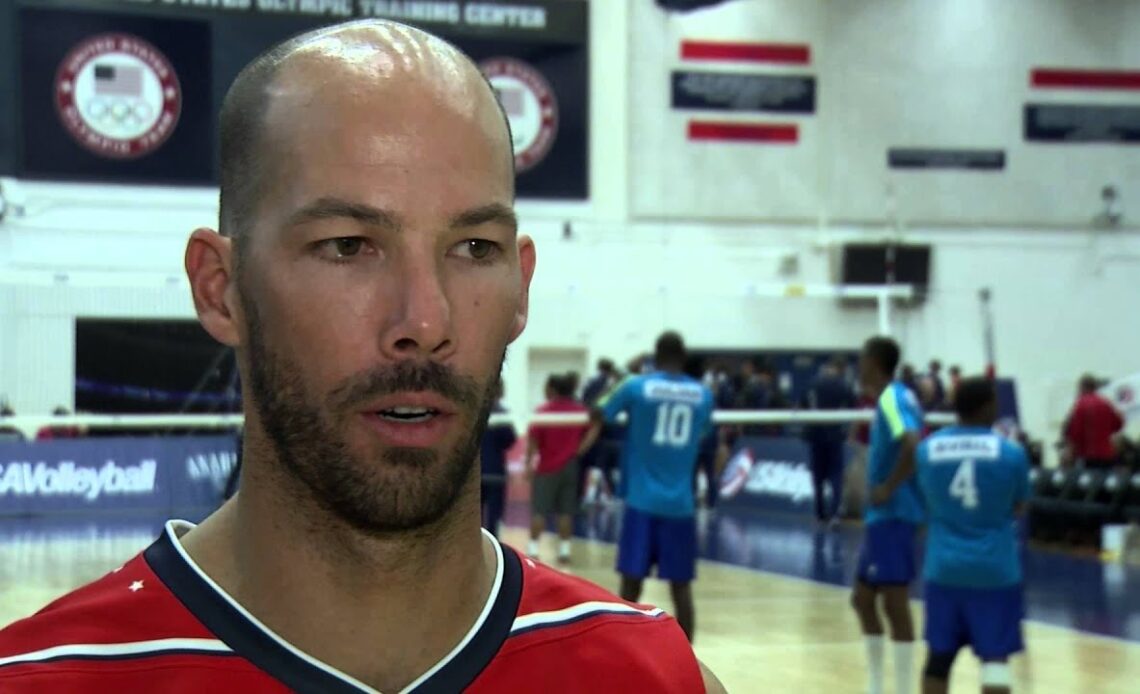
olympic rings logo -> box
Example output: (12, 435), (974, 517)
(84, 97), (155, 129)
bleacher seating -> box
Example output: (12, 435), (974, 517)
(1054, 470), (1126, 545)
(1027, 468), (1080, 542)
(1121, 473), (1140, 525)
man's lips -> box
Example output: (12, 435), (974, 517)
(360, 392), (458, 418)
(356, 392), (460, 447)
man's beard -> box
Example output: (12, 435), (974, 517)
(243, 303), (501, 535)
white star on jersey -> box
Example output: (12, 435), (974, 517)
(129, 580), (144, 592)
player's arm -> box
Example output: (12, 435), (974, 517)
(577, 410), (605, 458)
(699, 659), (728, 694)
(871, 388), (921, 505)
(873, 431), (920, 504)
(1012, 444), (1032, 518)
(578, 376), (634, 456)
(525, 428), (539, 479)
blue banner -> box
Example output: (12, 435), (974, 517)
(672, 71), (816, 114)
(0, 435), (237, 518)
(1025, 103), (1140, 143)
(718, 435), (818, 515)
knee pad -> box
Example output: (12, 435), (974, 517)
(923, 651), (956, 680)
(981, 661), (1012, 688)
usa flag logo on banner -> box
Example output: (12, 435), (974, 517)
(481, 57), (558, 172)
(54, 33), (182, 159)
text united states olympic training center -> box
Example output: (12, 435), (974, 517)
(124, 0), (550, 29)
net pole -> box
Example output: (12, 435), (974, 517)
(876, 288), (892, 336)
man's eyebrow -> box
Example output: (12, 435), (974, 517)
(286, 197), (403, 231)
(449, 203), (518, 233)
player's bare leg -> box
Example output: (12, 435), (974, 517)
(556, 514), (573, 564)
(527, 514), (545, 558)
(851, 581), (886, 694)
(881, 585), (915, 639)
(619, 575), (644, 603)
(669, 581), (695, 643)
(921, 649), (956, 694)
(852, 581), (885, 634)
(882, 585), (916, 694)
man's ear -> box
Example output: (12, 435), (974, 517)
(509, 235), (536, 343)
(185, 228), (243, 347)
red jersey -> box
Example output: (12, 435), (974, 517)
(1066, 393), (1124, 461)
(528, 398), (589, 474)
(0, 522), (702, 693)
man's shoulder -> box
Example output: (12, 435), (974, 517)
(0, 551), (217, 669)
(492, 553), (701, 687)
(513, 552), (662, 623)
(510, 553), (690, 647)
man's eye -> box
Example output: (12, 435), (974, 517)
(456, 239), (500, 262)
(319, 237), (365, 258)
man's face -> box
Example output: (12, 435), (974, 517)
(231, 50), (532, 534)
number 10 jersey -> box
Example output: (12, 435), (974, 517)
(599, 372), (715, 518)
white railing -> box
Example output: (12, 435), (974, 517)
(0, 409), (957, 440)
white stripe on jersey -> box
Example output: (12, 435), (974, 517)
(0, 637), (233, 667)
(511, 600), (665, 634)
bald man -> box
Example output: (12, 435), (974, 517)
(0, 20), (724, 694)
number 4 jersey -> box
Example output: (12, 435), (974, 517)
(915, 426), (1031, 588)
(599, 371), (715, 518)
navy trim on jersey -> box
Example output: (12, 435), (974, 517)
(415, 546), (523, 691)
(144, 527), (524, 694)
(509, 603), (668, 640)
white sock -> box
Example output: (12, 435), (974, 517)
(893, 640), (915, 694)
(559, 540), (571, 558)
(865, 635), (885, 694)
(526, 540), (539, 557)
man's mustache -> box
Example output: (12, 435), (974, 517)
(328, 361), (482, 411)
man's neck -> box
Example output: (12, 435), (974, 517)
(869, 377), (891, 399)
(179, 455), (496, 692)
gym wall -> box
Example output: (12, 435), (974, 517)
(1, 0), (1138, 458)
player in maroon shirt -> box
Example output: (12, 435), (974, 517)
(1064, 374), (1125, 468)
(0, 19), (724, 694)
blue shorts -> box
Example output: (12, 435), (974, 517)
(924, 582), (1025, 660)
(856, 520), (918, 586)
(616, 506), (697, 583)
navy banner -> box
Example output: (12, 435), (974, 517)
(0, 435), (238, 518)
(887, 148), (1005, 171)
(6, 0), (588, 198)
(717, 435), (823, 515)
(672, 70), (815, 114)
(1025, 103), (1140, 143)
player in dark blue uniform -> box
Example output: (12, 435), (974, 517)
(579, 331), (714, 642)
(916, 377), (1029, 694)
(805, 357), (857, 526)
(479, 379), (517, 538)
(851, 336), (924, 694)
